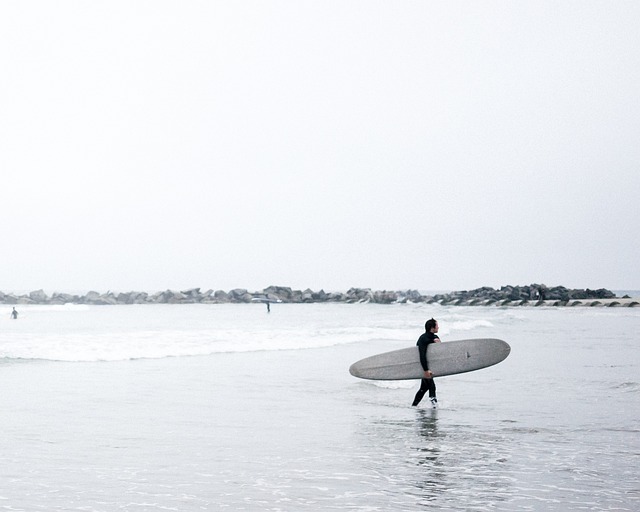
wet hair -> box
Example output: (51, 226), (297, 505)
(425, 318), (437, 332)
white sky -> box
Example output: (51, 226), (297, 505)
(1, 1), (639, 293)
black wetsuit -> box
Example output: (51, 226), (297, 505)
(412, 331), (439, 406)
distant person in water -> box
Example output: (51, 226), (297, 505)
(10, 307), (18, 319)
(412, 318), (441, 408)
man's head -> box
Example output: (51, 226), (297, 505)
(425, 318), (438, 333)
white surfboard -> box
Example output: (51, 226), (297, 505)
(349, 338), (510, 380)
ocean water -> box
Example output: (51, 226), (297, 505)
(0, 303), (638, 511)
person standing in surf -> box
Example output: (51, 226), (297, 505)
(412, 318), (441, 408)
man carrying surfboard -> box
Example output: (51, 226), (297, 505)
(412, 318), (441, 408)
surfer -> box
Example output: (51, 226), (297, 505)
(412, 318), (441, 408)
(10, 307), (18, 319)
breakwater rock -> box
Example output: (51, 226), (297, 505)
(430, 284), (634, 307)
(0, 284), (637, 307)
(0, 286), (425, 306)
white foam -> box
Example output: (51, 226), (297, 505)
(0, 303), (501, 363)
(446, 319), (494, 333)
(371, 380), (414, 389)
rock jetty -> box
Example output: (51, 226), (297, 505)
(0, 284), (637, 307)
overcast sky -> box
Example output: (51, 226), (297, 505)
(1, 1), (638, 294)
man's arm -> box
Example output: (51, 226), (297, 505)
(418, 340), (433, 378)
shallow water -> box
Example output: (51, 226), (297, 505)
(0, 303), (638, 510)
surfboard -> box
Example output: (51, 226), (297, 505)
(349, 338), (510, 380)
